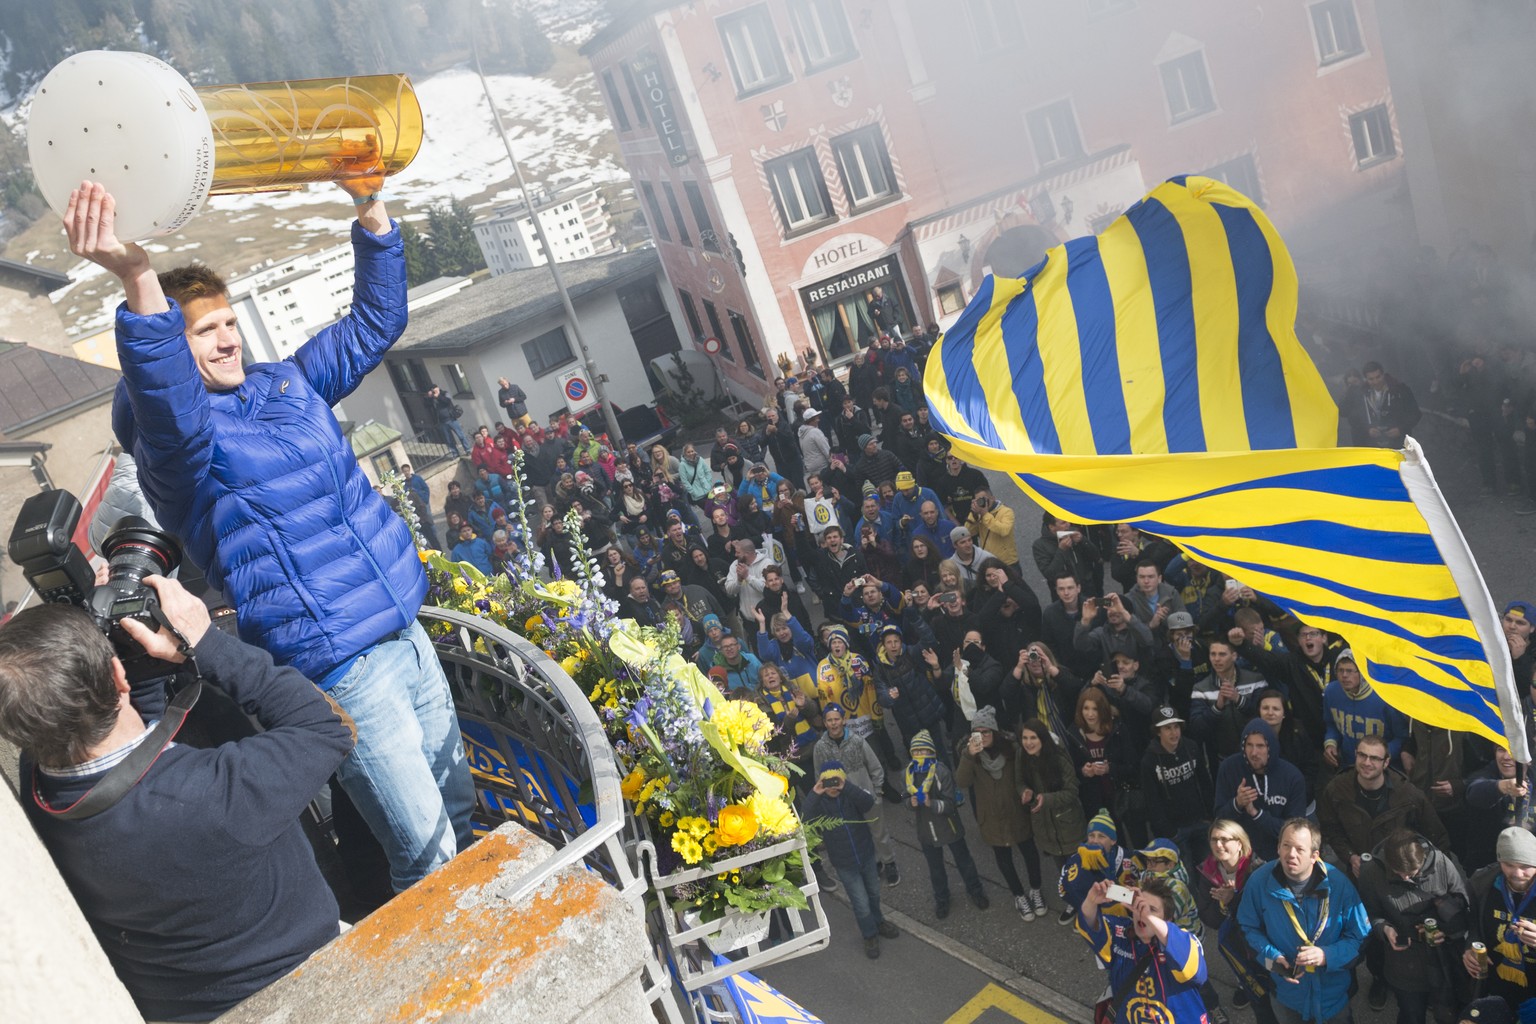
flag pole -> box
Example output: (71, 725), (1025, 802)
(1398, 437), (1530, 762)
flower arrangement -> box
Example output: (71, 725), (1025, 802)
(383, 455), (818, 924)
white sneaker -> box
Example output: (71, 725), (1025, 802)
(1014, 894), (1035, 922)
(796, 581), (807, 593)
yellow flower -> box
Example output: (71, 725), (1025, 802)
(658, 811), (676, 828)
(702, 833), (719, 856)
(489, 601), (505, 618)
(711, 700), (773, 750)
(714, 803), (759, 847)
(560, 655), (582, 677)
(620, 767), (646, 801)
(637, 776), (667, 808)
(746, 790), (800, 837)
(678, 815), (712, 840)
(672, 831), (704, 864)
(525, 615), (546, 633)
(417, 549), (430, 564)
(451, 577), (469, 596)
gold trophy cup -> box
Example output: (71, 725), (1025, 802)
(27, 51), (423, 240)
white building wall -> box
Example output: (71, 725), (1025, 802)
(346, 288), (660, 436)
(474, 187), (617, 277)
(227, 242), (356, 363)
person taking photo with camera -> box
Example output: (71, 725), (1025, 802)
(0, 574), (356, 1022)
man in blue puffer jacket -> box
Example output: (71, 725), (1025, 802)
(64, 178), (474, 893)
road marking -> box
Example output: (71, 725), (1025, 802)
(943, 983), (1069, 1023)
(872, 902), (1094, 1022)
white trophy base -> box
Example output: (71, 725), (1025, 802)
(28, 50), (214, 242)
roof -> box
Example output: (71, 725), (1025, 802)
(406, 276), (472, 303)
(579, 0), (676, 55)
(0, 340), (120, 435)
(393, 248), (661, 355)
(346, 419), (403, 458)
(0, 255), (72, 291)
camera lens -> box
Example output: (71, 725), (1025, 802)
(102, 517), (182, 584)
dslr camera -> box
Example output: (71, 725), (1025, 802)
(8, 488), (182, 682)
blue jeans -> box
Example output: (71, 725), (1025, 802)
(837, 855), (884, 939)
(441, 418), (470, 455)
(329, 621), (476, 891)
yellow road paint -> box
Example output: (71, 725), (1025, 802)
(943, 982), (1070, 1023)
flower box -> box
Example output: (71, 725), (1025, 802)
(635, 831), (830, 993)
(682, 908), (772, 955)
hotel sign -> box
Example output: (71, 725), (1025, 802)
(801, 256), (899, 306)
(632, 51), (689, 166)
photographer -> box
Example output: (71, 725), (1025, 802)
(0, 574), (356, 1022)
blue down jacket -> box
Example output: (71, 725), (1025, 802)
(111, 222), (424, 681)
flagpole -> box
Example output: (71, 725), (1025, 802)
(469, 30), (626, 448)
(1398, 437), (1530, 763)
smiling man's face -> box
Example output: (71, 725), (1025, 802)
(183, 294), (245, 390)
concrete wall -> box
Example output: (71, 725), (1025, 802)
(0, 752), (145, 1024)
(215, 824), (651, 1024)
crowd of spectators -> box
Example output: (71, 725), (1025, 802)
(420, 329), (1536, 1024)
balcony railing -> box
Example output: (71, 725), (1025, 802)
(421, 605), (828, 1023)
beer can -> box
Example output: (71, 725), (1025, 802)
(1422, 918), (1439, 942)
(1473, 941), (1489, 968)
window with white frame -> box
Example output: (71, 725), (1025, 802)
(1160, 51), (1216, 123)
(1349, 105), (1395, 166)
(600, 69), (631, 132)
(1311, 0), (1364, 65)
(719, 5), (790, 96)
(443, 363), (474, 397)
(684, 182), (722, 252)
(662, 182), (693, 247)
(1202, 154), (1264, 204)
(789, 0), (856, 70)
(832, 126), (896, 209)
(765, 148), (835, 233)
(965, 0), (1025, 52)
(937, 283), (966, 316)
(1026, 100), (1084, 167)
(522, 327), (577, 378)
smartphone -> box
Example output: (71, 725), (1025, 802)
(1055, 530), (1076, 539)
(1105, 883), (1137, 906)
(1225, 579), (1241, 593)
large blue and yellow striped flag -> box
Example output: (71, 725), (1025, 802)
(926, 175), (1526, 757)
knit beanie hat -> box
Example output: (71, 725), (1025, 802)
(909, 729), (937, 758)
(1087, 809), (1118, 844)
(970, 706), (999, 732)
(857, 433), (875, 450)
(1466, 996), (1513, 1024)
(1497, 826), (1536, 867)
(817, 761), (847, 785)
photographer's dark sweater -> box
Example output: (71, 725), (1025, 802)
(23, 628), (356, 1022)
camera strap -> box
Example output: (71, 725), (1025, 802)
(32, 681), (202, 821)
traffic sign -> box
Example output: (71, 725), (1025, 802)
(557, 366), (599, 414)
(702, 336), (723, 356)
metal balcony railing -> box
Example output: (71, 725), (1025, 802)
(421, 604), (829, 1024)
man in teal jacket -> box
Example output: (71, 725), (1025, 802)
(1238, 818), (1369, 1023)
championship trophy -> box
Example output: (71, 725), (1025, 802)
(27, 51), (424, 241)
